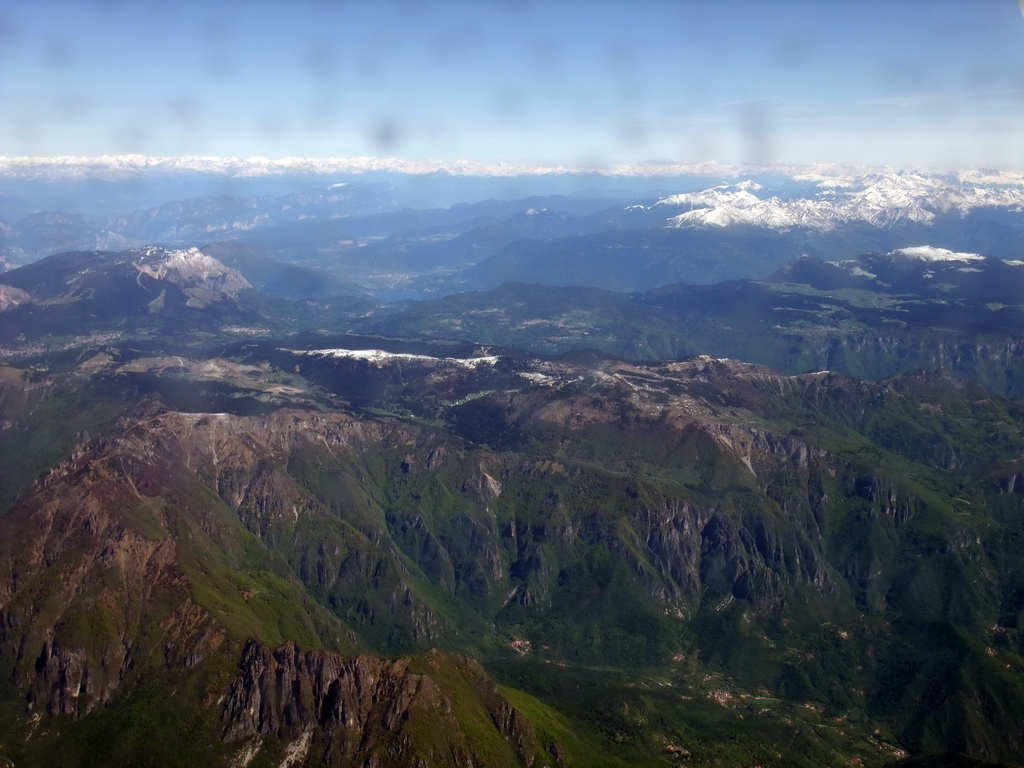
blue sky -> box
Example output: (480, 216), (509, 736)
(2, 0), (1024, 169)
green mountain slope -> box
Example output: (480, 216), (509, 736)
(3, 342), (1024, 765)
(0, 391), (574, 767)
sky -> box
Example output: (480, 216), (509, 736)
(2, 0), (1024, 170)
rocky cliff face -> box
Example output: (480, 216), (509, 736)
(132, 246), (252, 296)
(221, 641), (552, 768)
(104, 397), (839, 636)
(0, 438), (226, 719)
(0, 284), (30, 312)
(0, 398), (556, 766)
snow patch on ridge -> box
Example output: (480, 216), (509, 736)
(891, 246), (985, 263)
(848, 266), (877, 278)
(288, 348), (500, 368)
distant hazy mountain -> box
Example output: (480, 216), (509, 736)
(0, 245), (368, 344)
(448, 173), (1024, 294)
(4, 162), (1024, 303)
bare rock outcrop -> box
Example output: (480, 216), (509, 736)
(222, 641), (555, 767)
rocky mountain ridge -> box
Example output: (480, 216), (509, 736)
(132, 246), (251, 295)
(0, 390), (563, 767)
(3, 187), (1024, 764)
(4, 341), (1024, 764)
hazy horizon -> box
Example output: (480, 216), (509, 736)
(3, 0), (1024, 170)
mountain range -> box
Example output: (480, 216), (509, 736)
(3, 324), (1024, 766)
(4, 165), (1024, 298)
(2, 162), (1024, 767)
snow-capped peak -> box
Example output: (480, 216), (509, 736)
(658, 172), (1024, 231)
(655, 183), (763, 209)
